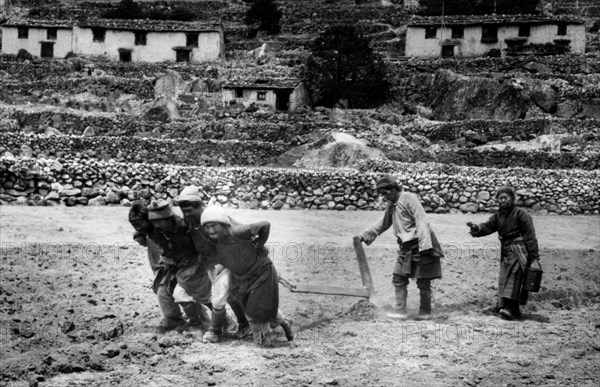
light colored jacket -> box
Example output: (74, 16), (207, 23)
(360, 191), (433, 252)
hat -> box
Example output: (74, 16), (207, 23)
(376, 175), (399, 190)
(200, 206), (230, 226)
(147, 199), (174, 220)
(495, 186), (516, 199)
(178, 185), (203, 203)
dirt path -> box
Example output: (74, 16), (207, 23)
(0, 207), (599, 386)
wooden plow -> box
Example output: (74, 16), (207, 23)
(279, 236), (375, 300)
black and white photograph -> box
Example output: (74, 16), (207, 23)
(0, 0), (599, 385)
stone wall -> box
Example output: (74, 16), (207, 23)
(1, 156), (598, 215)
(0, 133), (282, 166)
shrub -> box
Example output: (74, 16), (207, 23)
(244, 0), (282, 35)
(304, 25), (390, 108)
(102, 0), (143, 19)
(168, 5), (196, 21)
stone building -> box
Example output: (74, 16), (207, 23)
(405, 15), (585, 58)
(1, 18), (224, 63)
(1, 20), (74, 59)
(222, 78), (308, 111)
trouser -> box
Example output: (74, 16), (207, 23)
(157, 284), (184, 323)
(207, 265), (249, 329)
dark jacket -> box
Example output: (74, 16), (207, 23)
(472, 206), (540, 262)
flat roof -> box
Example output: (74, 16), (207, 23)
(3, 18), (222, 33)
(223, 78), (301, 90)
(408, 14), (585, 27)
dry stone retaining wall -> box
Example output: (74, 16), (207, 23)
(0, 133), (281, 166)
(1, 156), (598, 215)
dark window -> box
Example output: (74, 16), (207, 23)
(451, 26), (463, 39)
(557, 23), (567, 36)
(176, 49), (191, 62)
(47, 28), (57, 40)
(134, 31), (147, 46)
(92, 28), (106, 43)
(40, 42), (54, 58)
(481, 26), (498, 43)
(186, 33), (199, 47)
(425, 26), (437, 39)
(235, 88), (243, 98)
(119, 49), (132, 62)
(441, 45), (454, 58)
(18, 27), (28, 39)
(518, 25), (530, 37)
(257, 92), (266, 101)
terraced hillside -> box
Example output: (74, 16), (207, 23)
(0, 0), (599, 215)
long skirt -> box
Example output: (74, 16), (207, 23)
(499, 241), (529, 306)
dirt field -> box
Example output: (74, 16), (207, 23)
(0, 206), (599, 387)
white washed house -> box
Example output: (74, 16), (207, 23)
(1, 20), (74, 59)
(1, 18), (224, 63)
(222, 79), (308, 111)
(74, 19), (223, 63)
(405, 15), (585, 58)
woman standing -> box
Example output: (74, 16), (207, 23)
(468, 186), (540, 320)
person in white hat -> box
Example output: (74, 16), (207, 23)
(200, 206), (293, 347)
(176, 185), (249, 342)
(147, 199), (212, 334)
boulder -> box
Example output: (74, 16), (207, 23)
(428, 70), (529, 121)
(20, 145), (33, 158)
(523, 62), (551, 74)
(82, 126), (96, 136)
(44, 127), (64, 136)
(187, 78), (209, 93)
(281, 132), (387, 168)
(459, 202), (479, 213)
(155, 70), (186, 100)
(556, 100), (580, 119)
(530, 81), (557, 113)
(579, 100), (600, 120)
(143, 100), (181, 122)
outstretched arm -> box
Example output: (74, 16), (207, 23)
(358, 206), (393, 245)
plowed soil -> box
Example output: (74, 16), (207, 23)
(1, 207), (599, 387)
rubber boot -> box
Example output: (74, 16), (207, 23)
(275, 309), (294, 341)
(387, 285), (408, 319)
(249, 320), (272, 347)
(416, 289), (432, 320)
(229, 299), (249, 333)
(203, 307), (227, 343)
(180, 302), (206, 333)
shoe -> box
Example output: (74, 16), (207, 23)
(203, 329), (221, 343)
(386, 309), (408, 320)
(499, 308), (514, 320)
(158, 318), (186, 334)
(280, 319), (294, 341)
(236, 323), (251, 339)
(481, 305), (500, 315)
(414, 312), (431, 321)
